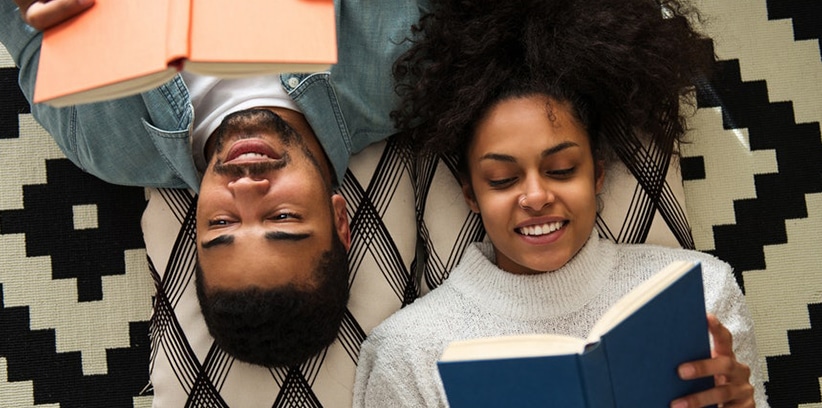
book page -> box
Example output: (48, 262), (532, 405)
(587, 260), (696, 341)
(186, 0), (336, 76)
(439, 334), (587, 362)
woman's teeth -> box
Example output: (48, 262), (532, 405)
(518, 221), (564, 236)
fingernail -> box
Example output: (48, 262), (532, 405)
(671, 400), (688, 408)
(678, 364), (695, 378)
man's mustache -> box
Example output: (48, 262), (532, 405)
(213, 153), (290, 177)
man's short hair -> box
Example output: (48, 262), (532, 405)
(195, 230), (349, 367)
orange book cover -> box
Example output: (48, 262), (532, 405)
(34, 0), (336, 107)
(186, 0), (338, 76)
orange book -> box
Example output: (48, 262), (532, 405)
(34, 0), (337, 107)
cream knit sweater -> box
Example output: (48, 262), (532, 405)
(353, 234), (769, 407)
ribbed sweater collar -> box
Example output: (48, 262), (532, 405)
(445, 233), (617, 321)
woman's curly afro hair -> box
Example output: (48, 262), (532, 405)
(392, 0), (716, 166)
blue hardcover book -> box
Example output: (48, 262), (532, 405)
(437, 261), (714, 408)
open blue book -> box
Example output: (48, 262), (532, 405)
(437, 261), (714, 408)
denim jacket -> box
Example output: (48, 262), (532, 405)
(0, 0), (428, 192)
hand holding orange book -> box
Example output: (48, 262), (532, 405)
(35, 0), (337, 107)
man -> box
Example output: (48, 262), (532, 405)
(3, 0), (427, 367)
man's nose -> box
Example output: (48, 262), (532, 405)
(228, 177), (271, 198)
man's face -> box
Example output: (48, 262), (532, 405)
(196, 108), (349, 292)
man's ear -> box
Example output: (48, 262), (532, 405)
(331, 194), (351, 251)
(595, 159), (606, 194)
(461, 179), (480, 214)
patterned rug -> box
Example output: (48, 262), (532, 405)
(0, 0), (820, 406)
(0, 50), (155, 406)
(682, 1), (822, 405)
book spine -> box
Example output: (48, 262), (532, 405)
(579, 342), (616, 407)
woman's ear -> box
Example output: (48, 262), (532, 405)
(594, 159), (606, 194)
(461, 180), (481, 213)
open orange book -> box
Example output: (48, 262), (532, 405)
(34, 0), (337, 107)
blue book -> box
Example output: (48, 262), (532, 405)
(437, 261), (714, 408)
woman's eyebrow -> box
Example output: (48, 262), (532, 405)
(478, 152), (516, 163)
(540, 141), (580, 158)
(478, 141), (580, 163)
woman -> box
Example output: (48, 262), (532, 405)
(354, 0), (769, 407)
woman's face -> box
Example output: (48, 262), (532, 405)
(462, 94), (604, 274)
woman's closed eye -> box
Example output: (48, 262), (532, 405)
(488, 167), (575, 187)
(488, 177), (517, 188)
(546, 167), (575, 178)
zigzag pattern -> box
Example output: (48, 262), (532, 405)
(597, 106), (695, 249)
(415, 153), (484, 291)
(695, 58), (822, 288)
(344, 138), (416, 304)
(149, 190), (208, 398)
(765, 302), (822, 407)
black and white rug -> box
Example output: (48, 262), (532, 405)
(0, 51), (154, 406)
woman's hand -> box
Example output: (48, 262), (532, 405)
(14, 0), (94, 31)
(670, 314), (755, 407)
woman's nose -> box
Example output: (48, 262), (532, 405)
(519, 180), (553, 210)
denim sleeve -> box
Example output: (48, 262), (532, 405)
(330, 0), (431, 153)
(0, 2), (197, 189)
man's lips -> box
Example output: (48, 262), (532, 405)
(225, 140), (281, 164)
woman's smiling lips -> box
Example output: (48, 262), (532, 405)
(517, 220), (565, 236)
(514, 217), (568, 244)
(225, 139), (281, 164)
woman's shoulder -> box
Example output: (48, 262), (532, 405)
(605, 240), (735, 292)
(611, 240), (731, 271)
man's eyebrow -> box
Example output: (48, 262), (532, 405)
(201, 234), (234, 249)
(200, 232), (309, 249)
(265, 231), (311, 241)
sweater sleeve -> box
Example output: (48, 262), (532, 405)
(702, 259), (771, 407)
